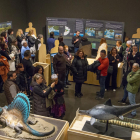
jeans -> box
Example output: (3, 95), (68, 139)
(121, 86), (128, 102)
(74, 47), (79, 53)
(99, 76), (106, 98)
(64, 69), (69, 86)
(128, 92), (136, 115)
(75, 83), (82, 95)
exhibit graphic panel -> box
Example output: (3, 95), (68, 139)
(0, 21), (12, 34)
(46, 17), (124, 51)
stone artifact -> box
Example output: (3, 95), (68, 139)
(0, 93), (55, 137)
(79, 99), (140, 133)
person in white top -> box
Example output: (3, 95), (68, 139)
(96, 38), (108, 60)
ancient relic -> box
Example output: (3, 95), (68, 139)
(0, 93), (55, 137)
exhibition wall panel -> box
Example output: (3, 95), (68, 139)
(26, 0), (140, 42)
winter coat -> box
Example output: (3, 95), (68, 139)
(16, 35), (23, 50)
(32, 82), (52, 116)
(27, 35), (36, 48)
(0, 56), (10, 82)
(126, 69), (140, 94)
(116, 46), (123, 60)
(87, 60), (101, 80)
(53, 53), (66, 74)
(72, 55), (88, 83)
(98, 57), (109, 76)
(128, 52), (140, 65)
(16, 71), (28, 91)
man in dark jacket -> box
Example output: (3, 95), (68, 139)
(72, 31), (82, 53)
(22, 50), (34, 97)
(4, 71), (19, 104)
(128, 45), (140, 65)
(53, 46), (66, 85)
(35, 34), (43, 51)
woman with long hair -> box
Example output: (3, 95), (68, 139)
(105, 47), (121, 91)
(96, 38), (108, 60)
(58, 36), (65, 47)
(10, 39), (20, 67)
(16, 29), (25, 50)
(16, 63), (28, 94)
(27, 29), (36, 55)
(72, 49), (88, 98)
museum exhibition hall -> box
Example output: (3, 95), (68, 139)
(0, 0), (140, 139)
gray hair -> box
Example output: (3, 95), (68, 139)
(21, 40), (27, 46)
(33, 73), (42, 81)
(51, 74), (58, 80)
(133, 63), (139, 68)
(38, 34), (43, 39)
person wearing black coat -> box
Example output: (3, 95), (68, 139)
(32, 73), (55, 116)
(72, 49), (88, 98)
(58, 36), (65, 47)
(105, 47), (121, 91)
(116, 40), (123, 60)
(16, 63), (28, 93)
(118, 60), (134, 104)
(128, 45), (140, 65)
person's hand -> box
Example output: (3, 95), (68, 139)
(57, 74), (58, 76)
(43, 90), (46, 93)
(51, 82), (55, 88)
(128, 52), (130, 54)
(12, 56), (15, 60)
(76, 39), (79, 42)
(117, 59), (119, 61)
(61, 89), (64, 92)
(112, 60), (115, 63)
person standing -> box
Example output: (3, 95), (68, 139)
(21, 41), (30, 59)
(116, 40), (123, 60)
(122, 37), (129, 56)
(53, 46), (66, 85)
(96, 50), (109, 100)
(47, 32), (55, 53)
(72, 49), (88, 98)
(118, 60), (134, 104)
(63, 45), (72, 88)
(35, 34), (43, 51)
(4, 71), (19, 105)
(105, 47), (121, 91)
(8, 29), (16, 52)
(32, 73), (55, 116)
(22, 50), (34, 97)
(16, 29), (25, 50)
(72, 31), (82, 53)
(128, 45), (140, 65)
(96, 38), (108, 60)
(58, 36), (65, 47)
(123, 40), (132, 73)
(126, 63), (140, 118)
(16, 63), (28, 93)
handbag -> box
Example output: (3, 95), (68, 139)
(108, 65), (113, 74)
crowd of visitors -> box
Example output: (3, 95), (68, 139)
(0, 29), (140, 119)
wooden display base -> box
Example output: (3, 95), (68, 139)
(68, 111), (140, 140)
(68, 58), (123, 88)
(0, 114), (69, 140)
